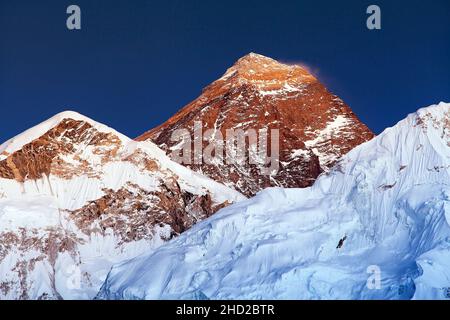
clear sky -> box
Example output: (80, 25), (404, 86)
(0, 0), (449, 143)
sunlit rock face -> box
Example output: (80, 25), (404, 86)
(138, 53), (374, 196)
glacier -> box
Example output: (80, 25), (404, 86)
(98, 102), (450, 300)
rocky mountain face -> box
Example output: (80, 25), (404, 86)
(0, 111), (243, 299)
(137, 53), (374, 196)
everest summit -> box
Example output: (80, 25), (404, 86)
(137, 53), (374, 197)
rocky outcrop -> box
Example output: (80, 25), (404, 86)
(69, 181), (226, 244)
(0, 119), (121, 181)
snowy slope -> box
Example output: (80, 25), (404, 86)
(98, 102), (450, 300)
(0, 111), (244, 300)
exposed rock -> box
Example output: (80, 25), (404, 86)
(69, 182), (223, 244)
(138, 53), (374, 196)
(0, 119), (121, 181)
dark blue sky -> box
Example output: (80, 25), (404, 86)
(1, 0), (449, 143)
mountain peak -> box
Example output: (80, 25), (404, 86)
(0, 110), (129, 160)
(49, 110), (92, 122)
(138, 54), (374, 196)
(415, 101), (449, 120)
(234, 52), (278, 65)
(219, 53), (316, 86)
(0, 118), (244, 300)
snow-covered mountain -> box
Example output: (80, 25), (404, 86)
(137, 53), (374, 196)
(99, 102), (450, 300)
(0, 111), (244, 299)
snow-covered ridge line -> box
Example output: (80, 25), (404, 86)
(0, 110), (130, 160)
(0, 109), (243, 203)
(0, 110), (245, 208)
(338, 101), (449, 163)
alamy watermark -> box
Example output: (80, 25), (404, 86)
(65, 265), (82, 290)
(367, 265), (382, 290)
(62, 3), (381, 174)
(170, 121), (280, 176)
(65, 5), (380, 31)
(366, 5), (381, 30)
(66, 5), (81, 30)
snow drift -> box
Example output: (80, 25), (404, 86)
(98, 102), (450, 300)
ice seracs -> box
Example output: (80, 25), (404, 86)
(98, 102), (450, 300)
